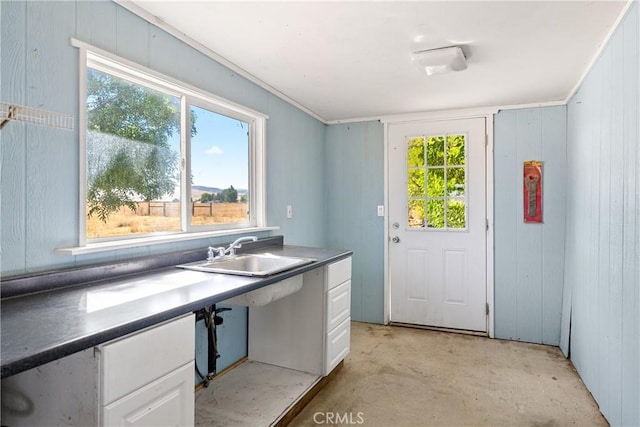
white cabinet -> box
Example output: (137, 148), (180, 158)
(98, 314), (195, 426)
(103, 362), (194, 426)
(324, 258), (352, 375)
(248, 257), (352, 376)
(1, 314), (195, 427)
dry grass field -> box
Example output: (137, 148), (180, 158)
(87, 202), (248, 238)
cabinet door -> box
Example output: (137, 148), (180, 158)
(324, 317), (350, 376)
(327, 280), (351, 331)
(102, 362), (194, 427)
(100, 314), (194, 405)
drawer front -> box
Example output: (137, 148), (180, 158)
(99, 314), (194, 405)
(327, 257), (352, 290)
(102, 361), (194, 426)
(324, 317), (350, 376)
(327, 280), (351, 331)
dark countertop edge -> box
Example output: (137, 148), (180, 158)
(0, 249), (352, 379)
(1, 236), (285, 299)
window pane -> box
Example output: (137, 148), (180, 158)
(447, 199), (466, 228)
(190, 106), (249, 226)
(447, 134), (466, 165)
(86, 68), (181, 239)
(407, 137), (425, 167)
(447, 167), (465, 196)
(408, 199), (426, 229)
(408, 169), (425, 197)
(427, 168), (445, 197)
(426, 136), (444, 166)
(426, 199), (445, 228)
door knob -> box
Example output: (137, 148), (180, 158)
(392, 236), (400, 243)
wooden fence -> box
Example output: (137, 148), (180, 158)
(117, 202), (248, 219)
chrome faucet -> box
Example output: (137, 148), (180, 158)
(227, 236), (258, 256)
(207, 236), (257, 262)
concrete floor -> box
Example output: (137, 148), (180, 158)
(290, 322), (606, 427)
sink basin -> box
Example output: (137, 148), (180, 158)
(177, 253), (316, 277)
(222, 275), (303, 306)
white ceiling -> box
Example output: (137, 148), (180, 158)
(126, 1), (627, 122)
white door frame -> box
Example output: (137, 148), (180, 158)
(381, 107), (498, 338)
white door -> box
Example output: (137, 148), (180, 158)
(388, 118), (487, 332)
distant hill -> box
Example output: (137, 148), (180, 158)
(191, 185), (247, 200)
(192, 185), (223, 194)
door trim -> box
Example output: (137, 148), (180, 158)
(382, 108), (497, 338)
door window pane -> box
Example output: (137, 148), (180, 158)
(427, 199), (445, 228)
(447, 134), (466, 165)
(447, 167), (465, 196)
(407, 137), (425, 167)
(447, 199), (466, 228)
(408, 199), (426, 229)
(427, 168), (445, 197)
(405, 133), (468, 231)
(426, 136), (445, 166)
(408, 169), (425, 197)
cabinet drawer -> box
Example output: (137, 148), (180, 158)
(102, 361), (194, 426)
(327, 258), (352, 290)
(327, 280), (351, 331)
(324, 317), (350, 376)
(99, 314), (194, 405)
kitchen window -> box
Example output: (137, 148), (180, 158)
(73, 40), (267, 248)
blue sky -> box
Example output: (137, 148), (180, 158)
(190, 106), (249, 191)
(167, 105), (249, 196)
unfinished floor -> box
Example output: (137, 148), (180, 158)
(290, 322), (606, 426)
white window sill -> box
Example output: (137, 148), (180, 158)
(55, 226), (280, 256)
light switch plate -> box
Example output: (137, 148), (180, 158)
(287, 205), (293, 219)
(377, 205), (384, 216)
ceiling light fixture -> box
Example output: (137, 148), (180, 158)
(411, 46), (467, 76)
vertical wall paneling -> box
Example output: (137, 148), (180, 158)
(493, 106), (567, 345)
(563, 3), (639, 425)
(621, 5), (639, 425)
(24, 1), (78, 272)
(540, 107), (567, 346)
(115, 6), (150, 66)
(265, 96), (326, 247)
(325, 122), (384, 323)
(75, 0), (117, 51)
(215, 304), (248, 372)
(493, 111), (519, 340)
(1, 1), (27, 273)
(515, 110), (544, 344)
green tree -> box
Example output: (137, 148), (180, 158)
(406, 135), (466, 229)
(199, 192), (215, 203)
(86, 69), (197, 221)
(220, 186), (238, 203)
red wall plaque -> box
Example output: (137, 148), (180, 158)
(523, 161), (542, 223)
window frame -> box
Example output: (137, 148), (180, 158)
(72, 39), (268, 248)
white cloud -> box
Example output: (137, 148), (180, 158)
(206, 146), (224, 155)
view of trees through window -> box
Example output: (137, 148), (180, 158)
(407, 134), (467, 229)
(86, 67), (250, 239)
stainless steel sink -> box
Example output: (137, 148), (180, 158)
(177, 253), (316, 277)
